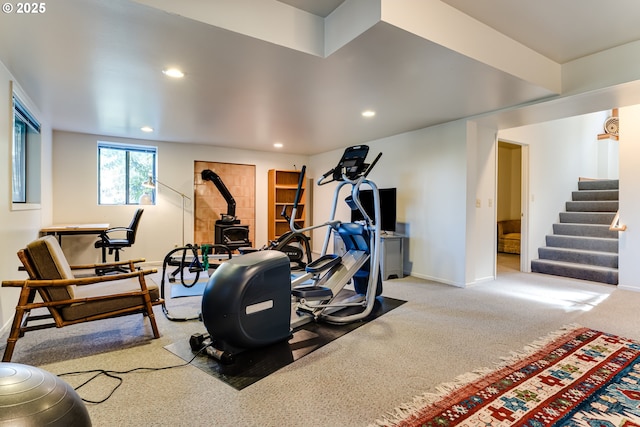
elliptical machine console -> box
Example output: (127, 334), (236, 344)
(196, 145), (383, 363)
(327, 144), (371, 181)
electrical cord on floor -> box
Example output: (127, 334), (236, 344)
(57, 344), (209, 404)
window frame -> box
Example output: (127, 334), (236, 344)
(97, 141), (157, 206)
(12, 117), (27, 203)
(10, 81), (42, 211)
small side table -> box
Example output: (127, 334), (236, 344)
(333, 230), (405, 280)
(380, 233), (404, 280)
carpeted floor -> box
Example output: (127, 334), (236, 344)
(1, 258), (640, 426)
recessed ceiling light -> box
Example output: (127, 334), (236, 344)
(362, 110), (376, 118)
(162, 68), (184, 78)
(273, 142), (283, 148)
(140, 126), (153, 132)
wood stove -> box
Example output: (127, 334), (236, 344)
(215, 221), (251, 252)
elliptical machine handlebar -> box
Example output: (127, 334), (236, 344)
(290, 166), (338, 233)
(334, 150), (382, 186)
(289, 145), (382, 234)
(363, 152), (382, 178)
(289, 164), (341, 234)
(280, 165), (306, 229)
(292, 165), (306, 213)
(317, 168), (335, 186)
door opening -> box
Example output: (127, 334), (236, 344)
(496, 140), (527, 273)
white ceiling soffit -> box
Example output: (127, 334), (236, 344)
(441, 0), (640, 64)
(136, 0), (560, 93)
(134, 0), (326, 56)
(276, 0), (346, 18)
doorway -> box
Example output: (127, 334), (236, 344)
(496, 141), (524, 273)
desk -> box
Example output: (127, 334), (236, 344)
(40, 223), (109, 243)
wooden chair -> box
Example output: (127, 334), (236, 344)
(2, 235), (163, 362)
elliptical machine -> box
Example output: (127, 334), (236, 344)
(195, 145), (383, 363)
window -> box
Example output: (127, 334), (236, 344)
(98, 142), (156, 205)
(12, 93), (41, 206)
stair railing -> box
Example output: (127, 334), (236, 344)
(609, 211), (627, 231)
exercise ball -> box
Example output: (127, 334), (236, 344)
(0, 362), (91, 426)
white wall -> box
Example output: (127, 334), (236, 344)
(498, 111), (609, 268)
(618, 105), (640, 291)
(308, 120), (498, 288)
(52, 131), (309, 264)
(597, 138), (619, 179)
(309, 120), (470, 286)
(562, 40), (640, 94)
(467, 122), (498, 284)
(0, 62), (53, 329)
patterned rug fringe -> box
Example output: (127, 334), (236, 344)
(371, 323), (583, 427)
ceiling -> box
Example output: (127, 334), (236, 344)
(0, 0), (639, 155)
(278, 0), (346, 18)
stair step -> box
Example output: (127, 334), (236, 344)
(559, 212), (616, 224)
(531, 259), (618, 285)
(571, 189), (618, 201)
(545, 235), (618, 253)
(552, 223), (618, 239)
(537, 247), (618, 268)
(578, 179), (619, 191)
(565, 200), (618, 212)
(533, 178), (620, 286)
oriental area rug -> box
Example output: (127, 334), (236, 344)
(373, 325), (640, 426)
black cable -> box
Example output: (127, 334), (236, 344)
(57, 344), (209, 404)
(179, 244), (203, 288)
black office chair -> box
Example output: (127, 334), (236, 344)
(95, 209), (144, 263)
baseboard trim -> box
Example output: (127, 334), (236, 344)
(408, 271), (465, 288)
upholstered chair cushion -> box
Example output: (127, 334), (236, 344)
(26, 235), (75, 300)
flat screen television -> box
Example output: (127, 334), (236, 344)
(350, 188), (397, 232)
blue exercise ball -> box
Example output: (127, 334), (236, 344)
(0, 362), (91, 426)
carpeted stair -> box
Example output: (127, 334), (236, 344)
(531, 179), (619, 285)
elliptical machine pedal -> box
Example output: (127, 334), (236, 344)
(291, 286), (333, 302)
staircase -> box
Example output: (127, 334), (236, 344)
(531, 179), (619, 285)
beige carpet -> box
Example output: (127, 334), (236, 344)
(1, 254), (638, 427)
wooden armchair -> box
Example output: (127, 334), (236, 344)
(2, 235), (163, 362)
